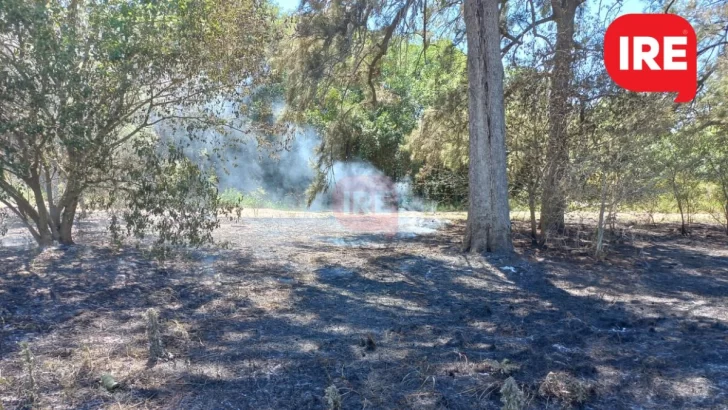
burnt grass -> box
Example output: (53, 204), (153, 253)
(1, 213), (727, 409)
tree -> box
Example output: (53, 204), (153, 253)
(461, 0), (513, 253)
(278, 0), (441, 202)
(706, 132), (728, 235)
(506, 68), (549, 244)
(580, 92), (674, 255)
(282, 0), (524, 251)
(702, 67), (728, 235)
(404, 43), (469, 207)
(539, 0), (584, 239)
(0, 0), (274, 246)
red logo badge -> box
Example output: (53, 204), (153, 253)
(604, 14), (697, 103)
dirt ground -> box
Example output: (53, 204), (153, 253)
(1, 211), (727, 409)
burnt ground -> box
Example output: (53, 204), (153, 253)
(0, 212), (727, 409)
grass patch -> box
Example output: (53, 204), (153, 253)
(538, 371), (593, 407)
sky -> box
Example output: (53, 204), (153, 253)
(272, 0), (647, 16)
(274, 0), (299, 13)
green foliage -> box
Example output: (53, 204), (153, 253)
(500, 377), (526, 410)
(0, 0), (275, 247)
(1, 0), (726, 251)
(219, 187), (291, 214)
(298, 41), (428, 179)
(275, 0), (728, 242)
(279, 0), (464, 203)
(219, 188), (246, 210)
(281, 35), (469, 204)
(404, 42), (469, 175)
(697, 56), (728, 232)
(122, 144), (222, 251)
(242, 187), (269, 211)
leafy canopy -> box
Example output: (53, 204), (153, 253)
(0, 0), (275, 247)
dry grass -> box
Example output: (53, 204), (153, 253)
(476, 359), (520, 376)
(0, 213), (726, 409)
(145, 308), (167, 362)
(538, 371), (593, 406)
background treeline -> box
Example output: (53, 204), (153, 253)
(1, 0), (727, 252)
(269, 0), (728, 242)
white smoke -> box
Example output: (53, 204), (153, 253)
(154, 98), (437, 213)
(309, 161), (437, 212)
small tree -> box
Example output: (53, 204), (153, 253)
(701, 129), (728, 235)
(0, 0), (274, 246)
(653, 130), (704, 236)
(506, 68), (549, 244)
(585, 92), (674, 256)
(699, 57), (728, 235)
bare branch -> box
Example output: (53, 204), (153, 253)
(501, 15), (555, 56)
(367, 0), (415, 105)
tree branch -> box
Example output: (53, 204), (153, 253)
(501, 15), (555, 56)
(367, 0), (415, 105)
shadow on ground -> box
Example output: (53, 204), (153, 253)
(0, 219), (726, 409)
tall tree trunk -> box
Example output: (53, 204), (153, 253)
(539, 0), (581, 240)
(462, 0), (513, 253)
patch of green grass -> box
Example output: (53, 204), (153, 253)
(219, 187), (305, 214)
(219, 187), (245, 209)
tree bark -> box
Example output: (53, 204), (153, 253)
(59, 199), (78, 245)
(720, 182), (728, 235)
(26, 172), (54, 246)
(670, 174), (688, 236)
(57, 175), (82, 245)
(462, 0), (513, 253)
(595, 172), (608, 258)
(42, 162), (62, 240)
(539, 0), (581, 240)
(528, 187), (537, 245)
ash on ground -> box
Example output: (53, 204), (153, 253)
(0, 211), (726, 410)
